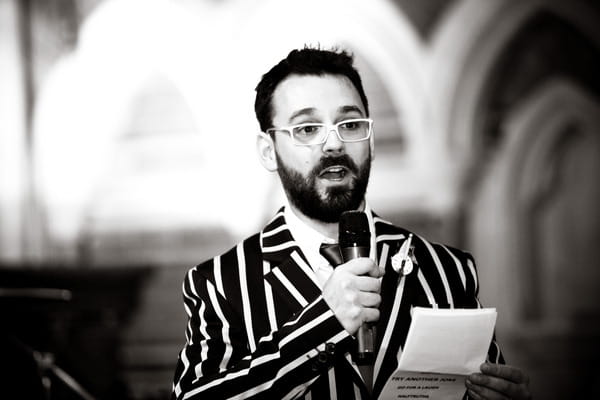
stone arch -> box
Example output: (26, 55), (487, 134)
(33, 0), (271, 259)
(468, 76), (600, 399)
(508, 80), (600, 321)
(470, 78), (600, 326)
(432, 0), (600, 162)
(35, 0), (438, 255)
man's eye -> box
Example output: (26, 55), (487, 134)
(340, 121), (358, 130)
(296, 125), (320, 135)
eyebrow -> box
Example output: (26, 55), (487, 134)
(288, 107), (318, 122)
(338, 105), (364, 116)
(288, 105), (364, 123)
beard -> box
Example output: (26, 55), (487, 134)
(275, 152), (371, 223)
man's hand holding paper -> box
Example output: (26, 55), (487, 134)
(380, 307), (531, 399)
(466, 363), (532, 400)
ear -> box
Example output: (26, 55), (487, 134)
(256, 132), (278, 172)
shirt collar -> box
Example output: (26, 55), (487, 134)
(284, 204), (331, 264)
(283, 202), (376, 265)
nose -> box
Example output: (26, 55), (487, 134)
(321, 128), (344, 154)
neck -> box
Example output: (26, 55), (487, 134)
(287, 201), (366, 240)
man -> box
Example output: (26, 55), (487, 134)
(172, 47), (531, 399)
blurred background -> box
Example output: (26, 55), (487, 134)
(1, 0), (599, 398)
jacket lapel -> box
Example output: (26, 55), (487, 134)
(371, 217), (422, 398)
(261, 208), (322, 315)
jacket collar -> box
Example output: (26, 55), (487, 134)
(261, 206), (384, 262)
(260, 208), (322, 311)
(259, 207), (412, 302)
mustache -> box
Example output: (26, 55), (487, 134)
(313, 155), (359, 176)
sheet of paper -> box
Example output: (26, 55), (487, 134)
(380, 371), (466, 400)
(399, 307), (497, 375)
(379, 307), (497, 400)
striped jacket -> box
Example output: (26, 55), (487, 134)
(172, 208), (503, 399)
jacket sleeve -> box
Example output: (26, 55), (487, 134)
(463, 252), (505, 365)
(460, 252), (506, 400)
(171, 265), (352, 400)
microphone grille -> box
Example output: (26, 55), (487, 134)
(339, 211), (370, 248)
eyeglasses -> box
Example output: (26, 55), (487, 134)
(266, 118), (373, 146)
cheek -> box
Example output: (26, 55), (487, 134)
(276, 144), (315, 172)
(347, 144), (371, 164)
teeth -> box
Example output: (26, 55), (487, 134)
(320, 166), (347, 179)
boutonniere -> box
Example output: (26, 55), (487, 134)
(391, 233), (416, 276)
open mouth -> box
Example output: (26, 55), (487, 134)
(319, 166), (349, 181)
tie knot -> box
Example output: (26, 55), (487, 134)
(319, 243), (343, 267)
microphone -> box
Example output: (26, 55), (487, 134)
(339, 210), (374, 365)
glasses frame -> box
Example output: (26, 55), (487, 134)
(265, 118), (373, 146)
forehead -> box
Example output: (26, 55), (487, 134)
(271, 74), (365, 124)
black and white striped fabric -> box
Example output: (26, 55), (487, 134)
(172, 208), (504, 399)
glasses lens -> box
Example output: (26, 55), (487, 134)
(337, 119), (370, 141)
(292, 124), (326, 144)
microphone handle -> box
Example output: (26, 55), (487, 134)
(340, 246), (375, 364)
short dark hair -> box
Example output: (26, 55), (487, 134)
(254, 46), (370, 132)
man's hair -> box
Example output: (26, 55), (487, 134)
(254, 46), (370, 132)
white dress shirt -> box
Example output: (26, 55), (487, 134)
(283, 203), (376, 288)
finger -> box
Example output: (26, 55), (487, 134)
(340, 258), (378, 276)
(480, 363), (529, 385)
(366, 263), (384, 278)
(361, 307), (380, 323)
(355, 276), (381, 292)
(358, 292), (381, 308)
(466, 387), (483, 400)
(465, 379), (509, 400)
(468, 372), (527, 399)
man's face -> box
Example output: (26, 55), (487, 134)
(270, 74), (372, 223)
